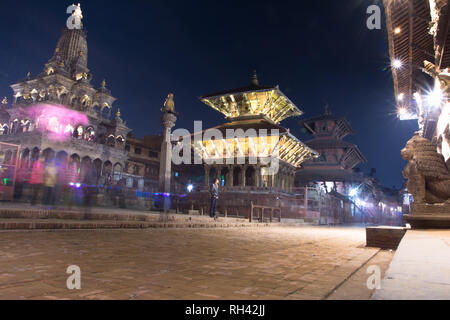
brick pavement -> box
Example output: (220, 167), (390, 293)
(0, 226), (385, 300)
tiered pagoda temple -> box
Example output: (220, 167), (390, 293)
(197, 72), (318, 192)
(295, 106), (367, 195)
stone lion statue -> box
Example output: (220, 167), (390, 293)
(401, 133), (450, 204)
(163, 93), (175, 113)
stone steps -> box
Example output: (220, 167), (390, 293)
(0, 207), (278, 230)
(0, 219), (278, 230)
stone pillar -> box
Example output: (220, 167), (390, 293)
(158, 110), (177, 194)
(204, 166), (210, 186)
(254, 166), (260, 188)
(227, 166), (234, 187)
(215, 166), (221, 182)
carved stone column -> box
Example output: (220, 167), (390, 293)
(241, 166), (246, 187)
(254, 166), (260, 188)
(227, 166), (234, 187)
(204, 166), (210, 187)
(158, 111), (177, 193)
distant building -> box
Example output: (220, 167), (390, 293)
(295, 105), (367, 195)
(124, 134), (190, 194)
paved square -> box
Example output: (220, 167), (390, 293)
(0, 226), (385, 300)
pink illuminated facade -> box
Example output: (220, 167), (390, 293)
(0, 10), (131, 185)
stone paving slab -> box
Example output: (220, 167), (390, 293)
(372, 230), (450, 300)
(0, 226), (382, 300)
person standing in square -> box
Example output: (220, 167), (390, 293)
(210, 178), (220, 220)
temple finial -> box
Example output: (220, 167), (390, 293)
(324, 103), (331, 115)
(26, 72), (31, 78)
(251, 70), (259, 86)
(2, 97), (7, 105)
(101, 79), (106, 88)
(116, 108), (121, 118)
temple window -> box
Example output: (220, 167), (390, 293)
(74, 126), (84, 139)
(84, 127), (95, 142)
(64, 124), (74, 135)
(107, 135), (115, 146)
(0, 124), (8, 135)
(134, 148), (142, 155)
(47, 117), (60, 133)
(101, 106), (110, 119)
(21, 120), (31, 132)
(80, 95), (90, 108)
(116, 136), (125, 146)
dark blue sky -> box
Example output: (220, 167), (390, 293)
(0, 0), (418, 188)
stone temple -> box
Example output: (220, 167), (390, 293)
(0, 4), (131, 183)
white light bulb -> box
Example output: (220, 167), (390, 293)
(392, 59), (402, 69)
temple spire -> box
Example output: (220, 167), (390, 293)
(251, 70), (259, 86)
(324, 103), (331, 115)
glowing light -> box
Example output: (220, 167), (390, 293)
(398, 107), (408, 116)
(394, 27), (402, 34)
(397, 93), (404, 101)
(355, 199), (366, 207)
(325, 182), (334, 192)
(187, 184), (194, 193)
(25, 104), (89, 142)
(425, 86), (444, 108)
(64, 124), (74, 134)
(349, 188), (359, 197)
(392, 59), (402, 69)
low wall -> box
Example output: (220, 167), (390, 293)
(366, 226), (408, 250)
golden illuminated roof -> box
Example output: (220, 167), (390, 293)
(192, 118), (319, 168)
(200, 73), (303, 124)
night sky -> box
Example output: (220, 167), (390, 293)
(0, 0), (419, 189)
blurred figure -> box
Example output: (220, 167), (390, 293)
(29, 156), (45, 206)
(14, 159), (29, 202)
(83, 165), (98, 216)
(54, 158), (68, 208)
(43, 160), (58, 207)
(65, 158), (79, 208)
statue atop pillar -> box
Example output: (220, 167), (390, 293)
(162, 93), (176, 114)
(159, 93), (178, 195)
